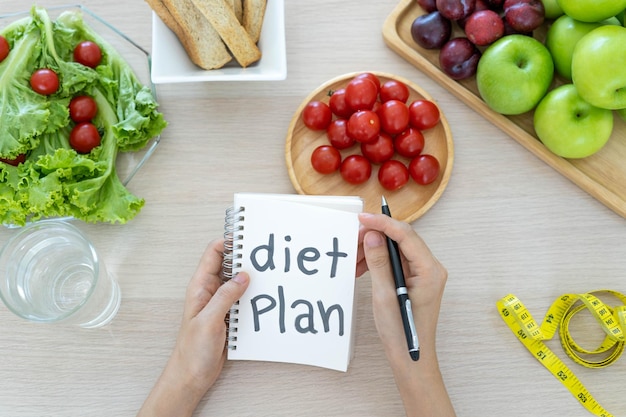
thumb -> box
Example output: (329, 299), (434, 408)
(202, 272), (250, 319)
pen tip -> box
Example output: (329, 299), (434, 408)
(381, 195), (387, 205)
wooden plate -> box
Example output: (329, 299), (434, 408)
(382, 0), (626, 219)
(285, 71), (454, 223)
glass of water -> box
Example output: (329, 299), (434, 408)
(0, 220), (121, 328)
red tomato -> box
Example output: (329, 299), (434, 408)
(69, 95), (98, 123)
(74, 41), (102, 68)
(394, 128), (424, 158)
(30, 68), (59, 95)
(70, 122), (101, 154)
(340, 155), (372, 185)
(0, 154), (26, 166)
(326, 119), (355, 150)
(361, 132), (394, 164)
(303, 100), (332, 130)
(377, 99), (409, 135)
(311, 145), (341, 174)
(329, 88), (352, 118)
(347, 110), (380, 143)
(379, 80), (410, 103)
(409, 99), (440, 130)
(345, 77), (378, 111)
(409, 154), (440, 185)
(355, 72), (381, 90)
(378, 160), (409, 191)
(0, 35), (10, 62)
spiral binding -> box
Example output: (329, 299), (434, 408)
(223, 205), (245, 350)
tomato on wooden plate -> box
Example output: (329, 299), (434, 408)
(347, 110), (380, 143)
(409, 99), (440, 130)
(377, 99), (409, 135)
(394, 128), (424, 158)
(329, 88), (352, 118)
(326, 119), (355, 150)
(361, 132), (394, 163)
(303, 100), (332, 131)
(311, 145), (341, 174)
(409, 154), (440, 185)
(30, 68), (59, 95)
(340, 154), (371, 184)
(378, 160), (409, 191)
(345, 77), (378, 111)
(379, 79), (410, 103)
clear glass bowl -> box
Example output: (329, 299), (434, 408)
(0, 4), (161, 187)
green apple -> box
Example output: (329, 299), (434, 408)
(556, 0), (626, 23)
(534, 84), (613, 158)
(541, 0), (563, 19)
(545, 15), (620, 80)
(572, 25), (626, 109)
(477, 35), (553, 115)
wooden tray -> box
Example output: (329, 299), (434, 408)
(285, 71), (454, 223)
(383, 0), (626, 218)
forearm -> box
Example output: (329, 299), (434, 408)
(384, 331), (456, 417)
(137, 356), (208, 417)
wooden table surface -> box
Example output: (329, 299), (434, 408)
(1, 1), (625, 416)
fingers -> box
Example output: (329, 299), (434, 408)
(358, 213), (436, 265)
(200, 272), (250, 320)
(184, 239), (227, 320)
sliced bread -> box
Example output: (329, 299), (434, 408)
(243, 0), (267, 43)
(191, 0), (261, 68)
(153, 0), (233, 69)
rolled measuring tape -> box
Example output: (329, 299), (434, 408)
(497, 290), (626, 417)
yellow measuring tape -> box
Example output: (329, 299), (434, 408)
(497, 290), (626, 417)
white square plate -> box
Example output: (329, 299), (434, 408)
(150, 0), (286, 83)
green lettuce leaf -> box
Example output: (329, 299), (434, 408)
(0, 6), (166, 226)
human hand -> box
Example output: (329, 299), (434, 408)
(137, 238), (249, 417)
(357, 213), (455, 417)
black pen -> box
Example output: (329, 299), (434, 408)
(381, 196), (420, 361)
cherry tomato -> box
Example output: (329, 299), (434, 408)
(379, 79), (410, 103)
(345, 77), (378, 111)
(378, 160), (409, 191)
(347, 110), (380, 143)
(409, 99), (440, 130)
(310, 145), (341, 174)
(69, 95), (98, 123)
(340, 155), (372, 185)
(69, 122), (101, 154)
(0, 35), (10, 62)
(394, 128), (425, 158)
(0, 154), (26, 166)
(409, 154), (440, 185)
(361, 132), (394, 164)
(377, 99), (410, 135)
(355, 72), (381, 90)
(74, 41), (102, 68)
(329, 88), (352, 118)
(303, 100), (332, 131)
(30, 68), (59, 95)
(326, 119), (355, 150)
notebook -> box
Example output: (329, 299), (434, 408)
(222, 192), (363, 372)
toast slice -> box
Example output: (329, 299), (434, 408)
(243, 0), (267, 43)
(148, 0), (233, 70)
(191, 0), (261, 67)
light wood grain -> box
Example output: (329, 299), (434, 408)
(1, 1), (626, 417)
(285, 71), (454, 223)
(382, 0), (626, 219)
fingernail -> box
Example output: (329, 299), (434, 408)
(365, 231), (385, 248)
(232, 272), (248, 284)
